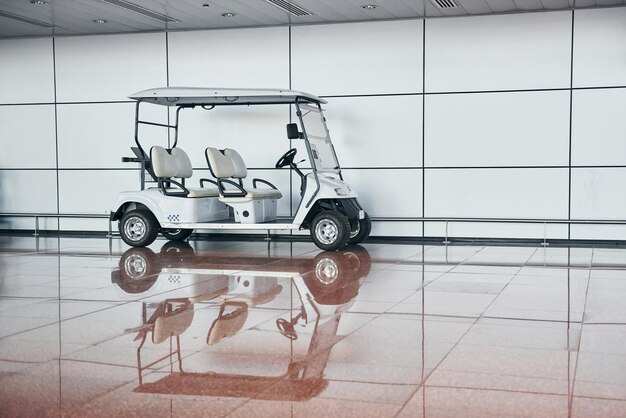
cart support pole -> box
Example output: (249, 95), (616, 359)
(34, 216), (39, 237)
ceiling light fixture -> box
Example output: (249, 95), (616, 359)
(93, 18), (107, 23)
(202, 3), (210, 7)
(361, 4), (377, 10)
(429, 0), (458, 9)
(30, 0), (48, 5)
(0, 10), (57, 28)
(221, 12), (236, 17)
(101, 0), (179, 23)
(264, 0), (312, 16)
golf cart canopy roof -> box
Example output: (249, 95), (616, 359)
(129, 87), (327, 106)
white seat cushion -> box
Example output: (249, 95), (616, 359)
(246, 188), (282, 199)
(223, 148), (247, 179)
(165, 187), (219, 198)
(151, 146), (177, 178)
(187, 187), (219, 198)
(206, 147), (236, 178)
(171, 148), (193, 178)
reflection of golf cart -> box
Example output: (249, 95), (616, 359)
(112, 243), (371, 397)
(110, 87), (371, 251)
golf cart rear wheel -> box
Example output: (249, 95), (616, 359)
(161, 228), (193, 241)
(119, 210), (159, 247)
(348, 213), (372, 245)
(311, 211), (350, 251)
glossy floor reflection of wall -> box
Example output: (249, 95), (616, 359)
(1, 7), (626, 240)
(1, 237), (625, 417)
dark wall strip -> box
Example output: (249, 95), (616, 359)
(52, 37), (60, 228)
(568, 10), (576, 240)
(422, 18), (427, 236)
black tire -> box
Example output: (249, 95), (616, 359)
(310, 211), (350, 251)
(119, 210), (159, 247)
(161, 228), (193, 241)
(348, 213), (372, 245)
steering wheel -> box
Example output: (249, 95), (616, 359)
(275, 148), (297, 169)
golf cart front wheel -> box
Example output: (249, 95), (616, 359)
(348, 212), (372, 245)
(161, 228), (193, 241)
(119, 210), (159, 247)
(310, 211), (350, 251)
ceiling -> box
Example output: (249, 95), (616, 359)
(0, 0), (624, 38)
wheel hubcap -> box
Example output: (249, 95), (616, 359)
(124, 254), (147, 279)
(315, 258), (339, 284)
(315, 219), (339, 245)
(124, 216), (146, 242)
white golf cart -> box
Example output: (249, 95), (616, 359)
(110, 87), (370, 251)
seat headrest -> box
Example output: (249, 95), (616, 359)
(171, 148), (193, 179)
(206, 147), (236, 178)
(223, 148), (247, 179)
(150, 146), (177, 178)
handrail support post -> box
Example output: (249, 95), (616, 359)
(541, 222), (549, 247)
(443, 220), (451, 245)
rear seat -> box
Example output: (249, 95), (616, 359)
(150, 146), (219, 198)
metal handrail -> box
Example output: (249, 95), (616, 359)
(0, 213), (114, 237)
(370, 216), (626, 247)
(1, 213), (625, 244)
(370, 216), (626, 224)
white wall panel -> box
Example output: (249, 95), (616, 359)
(424, 222), (569, 239)
(291, 20), (423, 96)
(371, 221), (422, 238)
(426, 12), (572, 92)
(573, 8), (626, 87)
(0, 38), (54, 104)
(425, 91), (570, 167)
(425, 169), (569, 219)
(58, 170), (137, 216)
(0, 170), (57, 214)
(341, 169), (422, 218)
(168, 27), (288, 88)
(57, 103), (168, 168)
(55, 33), (167, 102)
(0, 105), (56, 169)
(570, 225), (626, 241)
(58, 217), (113, 232)
(571, 168), (626, 219)
(327, 95), (422, 168)
(1, 217), (58, 231)
(173, 105), (290, 168)
(571, 88), (626, 166)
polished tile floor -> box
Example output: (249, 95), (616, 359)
(1, 236), (626, 417)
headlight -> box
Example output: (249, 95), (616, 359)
(335, 187), (347, 196)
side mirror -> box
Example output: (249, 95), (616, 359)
(286, 123), (302, 140)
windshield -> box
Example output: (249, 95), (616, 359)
(298, 104), (339, 173)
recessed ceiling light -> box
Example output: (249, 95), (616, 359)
(361, 4), (377, 10)
(202, 3), (210, 7)
(30, 0), (48, 5)
(221, 12), (236, 17)
(93, 19), (108, 24)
